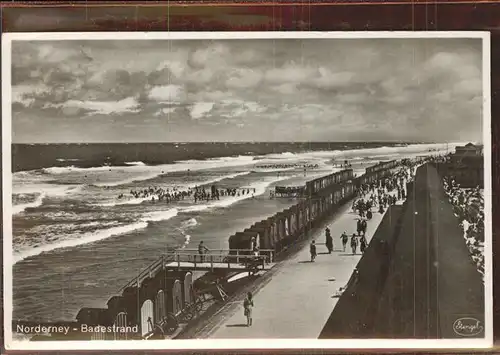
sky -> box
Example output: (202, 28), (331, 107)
(10, 37), (484, 143)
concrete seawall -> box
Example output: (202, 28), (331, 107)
(319, 163), (485, 339)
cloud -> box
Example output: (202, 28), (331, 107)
(190, 102), (214, 119)
(264, 62), (317, 84)
(226, 68), (262, 89)
(154, 107), (176, 117)
(148, 84), (186, 103)
(49, 97), (140, 116)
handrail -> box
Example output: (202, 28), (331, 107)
(120, 254), (174, 291)
(120, 248), (275, 291)
(174, 248), (274, 263)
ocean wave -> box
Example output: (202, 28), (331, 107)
(12, 193), (46, 215)
(13, 222), (149, 264)
(92, 173), (162, 187)
(98, 196), (152, 207)
(38, 211), (79, 219)
(183, 171), (250, 190)
(141, 208), (179, 223)
(12, 209), (180, 264)
(180, 218), (198, 229)
(91, 159), (253, 188)
(13, 184), (82, 197)
(124, 161), (146, 166)
(42, 166), (79, 174)
(42, 155), (254, 175)
(12, 185), (83, 215)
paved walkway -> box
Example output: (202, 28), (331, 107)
(208, 191), (404, 339)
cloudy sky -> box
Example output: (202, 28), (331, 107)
(10, 37), (483, 143)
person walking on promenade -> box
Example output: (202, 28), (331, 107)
(325, 227), (333, 254)
(361, 219), (367, 236)
(310, 240), (317, 262)
(341, 231), (349, 252)
(360, 235), (367, 254)
(198, 241), (209, 263)
(379, 204), (385, 214)
(243, 292), (254, 327)
(351, 233), (358, 255)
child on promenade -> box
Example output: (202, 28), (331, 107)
(310, 240), (317, 262)
(244, 292), (254, 326)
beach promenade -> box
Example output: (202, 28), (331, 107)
(204, 192), (403, 339)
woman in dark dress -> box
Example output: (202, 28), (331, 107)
(244, 292), (254, 326)
(325, 228), (333, 254)
(360, 235), (367, 254)
(351, 234), (358, 255)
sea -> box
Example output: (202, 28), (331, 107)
(9, 142), (460, 322)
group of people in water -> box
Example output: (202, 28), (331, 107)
(117, 184), (257, 204)
(122, 187), (190, 203)
(193, 185), (256, 203)
(255, 163), (319, 170)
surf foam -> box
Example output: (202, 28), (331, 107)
(12, 193), (46, 215)
(12, 208), (180, 264)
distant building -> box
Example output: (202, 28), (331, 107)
(440, 143), (484, 188)
(452, 143), (483, 161)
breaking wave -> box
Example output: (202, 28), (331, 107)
(13, 222), (149, 264)
(12, 193), (46, 215)
(12, 208), (180, 264)
(141, 208), (179, 223)
(180, 218), (198, 229)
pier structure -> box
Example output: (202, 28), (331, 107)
(15, 160), (406, 341)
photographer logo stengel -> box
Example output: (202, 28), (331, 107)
(453, 317), (484, 337)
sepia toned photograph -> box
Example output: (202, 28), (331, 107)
(2, 32), (492, 350)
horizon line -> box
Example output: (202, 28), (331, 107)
(11, 140), (454, 145)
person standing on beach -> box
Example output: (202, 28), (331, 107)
(244, 292), (254, 326)
(310, 240), (317, 262)
(198, 241), (209, 263)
